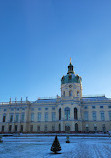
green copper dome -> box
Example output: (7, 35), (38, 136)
(61, 61), (82, 85)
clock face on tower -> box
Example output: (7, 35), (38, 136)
(69, 85), (72, 88)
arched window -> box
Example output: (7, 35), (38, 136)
(86, 124), (89, 132)
(77, 90), (79, 97)
(65, 107), (70, 120)
(3, 113), (6, 122)
(69, 90), (72, 97)
(59, 108), (61, 120)
(74, 108), (78, 120)
(63, 91), (65, 97)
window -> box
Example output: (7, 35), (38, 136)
(20, 125), (23, 132)
(4, 109), (6, 112)
(100, 112), (105, 121)
(52, 125), (55, 132)
(84, 106), (88, 109)
(109, 111), (111, 121)
(21, 113), (25, 122)
(92, 111), (96, 121)
(94, 126), (97, 132)
(84, 111), (88, 121)
(102, 124), (106, 132)
(9, 125), (12, 132)
(86, 127), (89, 132)
(45, 108), (48, 110)
(63, 91), (65, 97)
(15, 113), (19, 122)
(2, 126), (4, 132)
(65, 107), (70, 120)
(38, 112), (41, 121)
(52, 107), (55, 110)
(85, 124), (89, 132)
(37, 125), (40, 132)
(30, 125), (33, 132)
(45, 112), (48, 121)
(94, 124), (97, 132)
(77, 91), (79, 97)
(31, 113), (34, 122)
(31, 108), (34, 111)
(108, 106), (111, 108)
(100, 106), (103, 109)
(69, 90), (72, 97)
(15, 125), (17, 132)
(59, 108), (61, 120)
(3, 114), (6, 122)
(52, 112), (56, 121)
(74, 108), (78, 120)
(38, 108), (41, 111)
(75, 123), (78, 132)
(10, 114), (13, 122)
(44, 125), (47, 132)
(92, 106), (95, 109)
(17, 108), (19, 111)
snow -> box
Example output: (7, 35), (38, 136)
(6, 132), (110, 137)
(0, 136), (111, 158)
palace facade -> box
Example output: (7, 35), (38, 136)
(0, 61), (111, 133)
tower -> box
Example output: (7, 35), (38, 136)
(61, 59), (82, 99)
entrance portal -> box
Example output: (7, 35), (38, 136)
(65, 125), (70, 133)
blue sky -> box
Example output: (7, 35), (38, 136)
(0, 0), (111, 102)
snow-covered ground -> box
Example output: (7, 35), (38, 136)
(0, 136), (111, 158)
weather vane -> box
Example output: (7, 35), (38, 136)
(70, 57), (71, 63)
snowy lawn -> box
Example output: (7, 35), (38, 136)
(0, 136), (111, 158)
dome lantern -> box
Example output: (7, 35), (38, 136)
(67, 58), (74, 74)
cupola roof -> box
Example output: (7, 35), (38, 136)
(61, 58), (82, 85)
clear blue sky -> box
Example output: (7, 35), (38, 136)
(0, 0), (111, 102)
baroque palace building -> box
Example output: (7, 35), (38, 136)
(0, 60), (111, 133)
